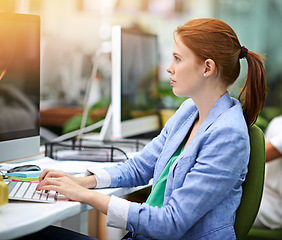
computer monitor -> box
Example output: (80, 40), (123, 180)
(111, 26), (161, 139)
(0, 13), (40, 162)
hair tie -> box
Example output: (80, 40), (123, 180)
(239, 46), (248, 59)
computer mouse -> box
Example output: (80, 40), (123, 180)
(7, 164), (41, 173)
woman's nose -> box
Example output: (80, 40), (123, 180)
(167, 63), (173, 74)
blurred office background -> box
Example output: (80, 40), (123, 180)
(0, 0), (281, 135)
(1, 0), (281, 106)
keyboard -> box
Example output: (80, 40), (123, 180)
(6, 181), (57, 203)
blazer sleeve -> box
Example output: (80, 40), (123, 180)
(104, 121), (171, 188)
(125, 126), (249, 239)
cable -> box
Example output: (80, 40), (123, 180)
(53, 119), (104, 142)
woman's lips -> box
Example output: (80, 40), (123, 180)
(170, 79), (176, 85)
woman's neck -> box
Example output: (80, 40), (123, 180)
(192, 88), (227, 125)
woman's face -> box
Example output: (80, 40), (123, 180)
(167, 36), (205, 98)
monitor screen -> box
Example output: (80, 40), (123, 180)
(111, 26), (161, 139)
(0, 13), (40, 161)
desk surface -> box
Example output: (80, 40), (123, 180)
(0, 186), (146, 240)
(0, 157), (149, 240)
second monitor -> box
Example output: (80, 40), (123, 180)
(111, 26), (161, 139)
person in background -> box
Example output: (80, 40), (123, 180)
(253, 115), (282, 229)
(19, 18), (267, 240)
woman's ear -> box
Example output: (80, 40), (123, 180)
(203, 59), (216, 77)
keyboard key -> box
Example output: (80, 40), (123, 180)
(40, 191), (48, 201)
(14, 182), (30, 198)
(33, 190), (42, 200)
(47, 190), (57, 202)
(7, 181), (18, 195)
(23, 183), (37, 199)
(9, 182), (22, 197)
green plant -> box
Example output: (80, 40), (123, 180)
(256, 106), (281, 132)
(158, 80), (187, 109)
(62, 97), (110, 134)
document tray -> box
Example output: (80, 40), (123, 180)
(45, 138), (146, 162)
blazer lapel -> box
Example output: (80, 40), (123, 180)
(198, 92), (233, 134)
(154, 109), (199, 182)
(170, 92), (233, 171)
(155, 92), (233, 183)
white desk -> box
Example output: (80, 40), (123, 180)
(0, 157), (150, 240)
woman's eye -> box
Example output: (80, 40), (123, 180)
(174, 56), (180, 61)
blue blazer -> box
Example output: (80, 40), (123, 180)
(106, 92), (250, 240)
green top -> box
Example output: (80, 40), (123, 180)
(146, 136), (187, 208)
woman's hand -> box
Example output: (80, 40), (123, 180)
(39, 169), (97, 189)
(36, 173), (110, 214)
(36, 175), (90, 202)
(39, 169), (76, 183)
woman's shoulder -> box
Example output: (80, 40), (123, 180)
(211, 112), (249, 144)
(206, 96), (249, 139)
(175, 98), (197, 115)
(163, 98), (197, 125)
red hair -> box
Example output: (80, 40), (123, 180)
(175, 18), (266, 127)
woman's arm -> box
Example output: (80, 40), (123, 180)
(101, 124), (171, 188)
(264, 116), (282, 162)
(265, 141), (282, 162)
(37, 174), (110, 214)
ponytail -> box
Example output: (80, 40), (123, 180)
(175, 18), (267, 127)
(238, 50), (267, 127)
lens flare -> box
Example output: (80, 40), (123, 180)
(0, 68), (7, 81)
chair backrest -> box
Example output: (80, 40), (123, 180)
(234, 124), (265, 240)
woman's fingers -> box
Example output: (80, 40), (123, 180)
(37, 176), (88, 202)
(37, 175), (55, 190)
(39, 169), (70, 182)
(37, 176), (68, 193)
(39, 169), (51, 182)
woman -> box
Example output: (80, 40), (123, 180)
(33, 18), (266, 240)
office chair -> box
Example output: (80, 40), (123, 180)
(234, 124), (265, 240)
(247, 228), (282, 240)
(245, 124), (282, 240)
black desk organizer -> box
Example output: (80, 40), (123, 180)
(45, 138), (146, 162)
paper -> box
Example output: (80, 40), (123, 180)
(8, 176), (39, 182)
(5, 171), (42, 178)
(0, 157), (118, 175)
